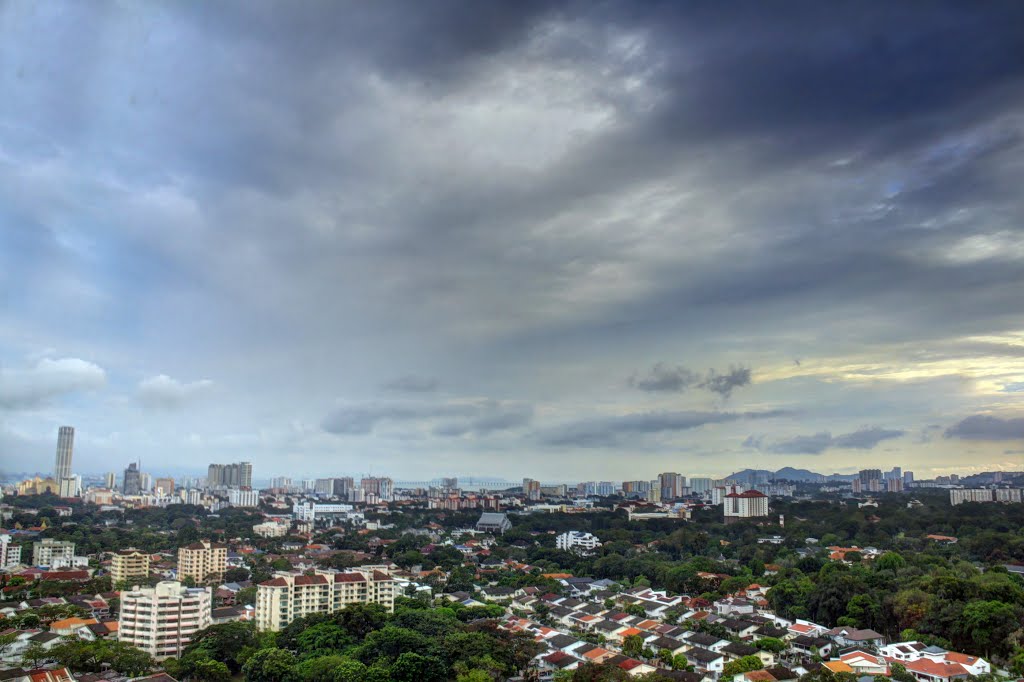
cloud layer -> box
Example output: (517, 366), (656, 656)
(0, 2), (1021, 478)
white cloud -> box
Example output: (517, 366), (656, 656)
(0, 357), (107, 409)
(137, 374), (214, 410)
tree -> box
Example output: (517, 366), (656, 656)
(456, 670), (493, 682)
(21, 642), (51, 668)
(723, 655), (764, 677)
(107, 641), (155, 676)
(756, 637), (787, 653)
(389, 652), (448, 682)
(185, 621), (258, 672)
(622, 634), (644, 657)
(960, 600), (1023, 658)
(888, 662), (916, 682)
(242, 648), (297, 682)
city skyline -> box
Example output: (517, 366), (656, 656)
(2, 3), (1023, 479)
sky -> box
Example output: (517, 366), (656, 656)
(1, 1), (1023, 482)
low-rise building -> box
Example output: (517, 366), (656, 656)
(555, 531), (602, 553)
(32, 539), (76, 566)
(253, 520), (290, 538)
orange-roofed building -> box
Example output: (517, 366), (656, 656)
(823, 661), (854, 674)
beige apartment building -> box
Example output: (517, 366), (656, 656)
(255, 569), (395, 631)
(118, 581), (212, 659)
(177, 541), (227, 583)
(110, 549), (150, 585)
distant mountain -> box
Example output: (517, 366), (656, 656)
(775, 467), (826, 482)
(726, 467), (857, 482)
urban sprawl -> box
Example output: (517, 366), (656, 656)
(1, 426), (1023, 682)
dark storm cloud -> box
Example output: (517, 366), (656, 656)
(944, 415), (1024, 441)
(754, 427), (906, 454)
(629, 363), (699, 392)
(541, 409), (789, 448)
(630, 364), (752, 397)
(3, 1), (1024, 476)
(382, 375), (439, 393)
(322, 400), (532, 436)
(701, 367), (752, 397)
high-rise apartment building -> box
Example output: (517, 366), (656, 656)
(333, 477), (355, 498)
(228, 489), (259, 507)
(689, 477), (714, 495)
(723, 490), (769, 521)
(54, 426), (74, 483)
(111, 549), (151, 585)
(0, 534), (22, 569)
(904, 471), (914, 486)
(859, 469), (882, 485)
(104, 472), (116, 489)
(659, 472), (686, 500)
(360, 477), (393, 501)
(119, 581), (212, 659)
(886, 478), (904, 493)
(33, 538), (76, 566)
(522, 478), (541, 501)
(314, 478), (334, 495)
(255, 570), (395, 631)
(155, 477), (175, 495)
(441, 477), (459, 489)
(206, 462), (252, 489)
(177, 540), (227, 583)
(123, 463), (143, 496)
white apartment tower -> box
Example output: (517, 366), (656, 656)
(0, 534), (22, 569)
(118, 581), (212, 659)
(723, 490), (769, 522)
(255, 570), (395, 632)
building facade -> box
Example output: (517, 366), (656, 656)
(177, 541), (228, 583)
(111, 549), (151, 585)
(255, 570), (395, 631)
(253, 521), (290, 538)
(555, 531), (602, 553)
(118, 581), (212, 659)
(54, 426), (74, 483)
(0, 534), (22, 568)
(33, 539), (76, 566)
(723, 490), (769, 521)
(123, 463), (143, 496)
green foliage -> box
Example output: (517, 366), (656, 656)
(723, 655), (765, 677)
(242, 648), (297, 682)
(47, 639), (154, 676)
(756, 637), (787, 653)
(389, 652), (449, 682)
(184, 621), (259, 672)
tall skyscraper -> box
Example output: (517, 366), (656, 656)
(124, 462), (143, 496)
(55, 426), (74, 482)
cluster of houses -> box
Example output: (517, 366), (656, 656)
(477, 579), (997, 682)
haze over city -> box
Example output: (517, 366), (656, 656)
(2, 2), (1023, 480)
